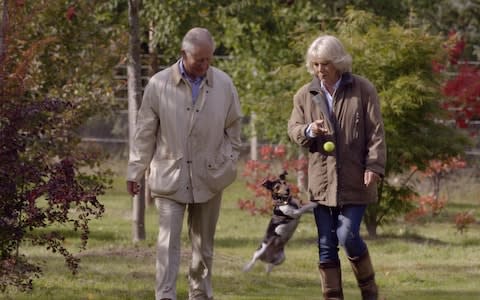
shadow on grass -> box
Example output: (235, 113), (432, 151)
(2, 285), (157, 300)
(371, 232), (448, 245)
(27, 226), (122, 243)
(216, 236), (262, 248)
(374, 228), (480, 246)
(381, 290), (480, 300)
(215, 235), (317, 248)
(401, 262), (480, 273)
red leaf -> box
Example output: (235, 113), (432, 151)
(456, 118), (468, 128)
(66, 6), (76, 21)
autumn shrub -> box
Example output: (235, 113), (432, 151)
(454, 211), (476, 234)
(404, 157), (467, 224)
(404, 194), (447, 222)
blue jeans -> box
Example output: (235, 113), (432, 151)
(313, 204), (367, 263)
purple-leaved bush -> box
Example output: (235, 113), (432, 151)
(0, 1), (110, 291)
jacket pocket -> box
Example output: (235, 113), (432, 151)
(148, 158), (183, 195)
(204, 141), (237, 193)
(346, 111), (361, 148)
(353, 112), (360, 141)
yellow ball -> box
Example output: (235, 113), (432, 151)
(323, 141), (335, 152)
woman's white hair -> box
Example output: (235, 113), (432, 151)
(181, 27), (216, 54)
(305, 35), (352, 74)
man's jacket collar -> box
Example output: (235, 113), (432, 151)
(172, 60), (214, 87)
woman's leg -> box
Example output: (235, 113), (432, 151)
(337, 205), (378, 299)
(314, 205), (343, 299)
(313, 205), (340, 263)
(337, 205), (367, 258)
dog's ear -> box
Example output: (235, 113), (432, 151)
(279, 171), (288, 181)
(262, 179), (275, 191)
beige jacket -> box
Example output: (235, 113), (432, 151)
(127, 61), (242, 203)
(288, 73), (386, 207)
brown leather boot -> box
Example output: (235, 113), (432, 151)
(318, 261), (344, 300)
(348, 250), (379, 300)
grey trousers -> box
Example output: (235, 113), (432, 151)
(155, 193), (222, 300)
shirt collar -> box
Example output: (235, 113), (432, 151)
(320, 77), (341, 93)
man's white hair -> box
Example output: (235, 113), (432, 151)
(181, 27), (215, 53)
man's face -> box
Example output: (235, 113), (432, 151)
(182, 44), (213, 79)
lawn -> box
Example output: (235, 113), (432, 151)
(1, 167), (480, 300)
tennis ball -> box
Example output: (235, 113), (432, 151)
(323, 141), (335, 152)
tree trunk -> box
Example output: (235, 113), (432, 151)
(127, 0), (145, 242)
(432, 175), (441, 216)
(132, 176), (146, 242)
(364, 179), (384, 239)
(250, 112), (257, 161)
(365, 221), (377, 238)
(0, 0), (8, 87)
(144, 21), (158, 207)
(148, 21), (159, 77)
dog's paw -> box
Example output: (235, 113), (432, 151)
(265, 264), (274, 274)
(243, 261), (255, 272)
(298, 201), (319, 214)
(278, 204), (301, 218)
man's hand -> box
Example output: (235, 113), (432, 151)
(127, 181), (140, 196)
(364, 170), (381, 187)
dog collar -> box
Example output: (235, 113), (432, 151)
(273, 196), (291, 206)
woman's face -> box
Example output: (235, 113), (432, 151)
(311, 58), (340, 86)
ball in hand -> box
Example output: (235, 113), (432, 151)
(323, 141), (335, 152)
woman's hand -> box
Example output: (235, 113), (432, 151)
(364, 170), (381, 187)
(310, 119), (328, 137)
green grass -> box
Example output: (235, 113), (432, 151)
(2, 171), (480, 300)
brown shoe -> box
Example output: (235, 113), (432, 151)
(348, 250), (378, 300)
(318, 261), (344, 300)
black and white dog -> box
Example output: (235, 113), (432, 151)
(243, 171), (318, 274)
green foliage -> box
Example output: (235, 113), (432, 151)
(338, 9), (471, 172)
(14, 0), (126, 114)
(142, 0), (221, 63)
(331, 9), (471, 234)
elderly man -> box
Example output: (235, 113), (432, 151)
(127, 27), (242, 300)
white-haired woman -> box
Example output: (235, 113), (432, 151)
(288, 35), (386, 300)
